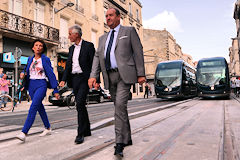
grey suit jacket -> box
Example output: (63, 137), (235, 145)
(90, 25), (145, 89)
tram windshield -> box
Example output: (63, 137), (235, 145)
(197, 66), (226, 86)
(156, 63), (181, 87)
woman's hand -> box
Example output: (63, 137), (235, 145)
(54, 93), (60, 100)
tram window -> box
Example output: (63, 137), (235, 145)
(200, 61), (224, 67)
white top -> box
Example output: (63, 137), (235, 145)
(29, 58), (47, 80)
(104, 24), (120, 69)
(235, 79), (240, 87)
(72, 40), (83, 74)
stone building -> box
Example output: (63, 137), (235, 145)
(0, 0), (144, 97)
(0, 0), (59, 97)
(230, 0), (240, 77)
(182, 53), (194, 67)
(229, 38), (240, 76)
(143, 29), (193, 79)
(142, 28), (195, 96)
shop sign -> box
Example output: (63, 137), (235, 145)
(3, 52), (28, 64)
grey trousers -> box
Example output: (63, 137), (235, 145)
(108, 71), (132, 144)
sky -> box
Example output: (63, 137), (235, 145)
(141, 0), (236, 62)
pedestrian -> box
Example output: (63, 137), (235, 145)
(88, 8), (146, 157)
(236, 77), (240, 97)
(59, 25), (96, 144)
(231, 79), (236, 94)
(15, 72), (25, 103)
(16, 39), (60, 142)
(0, 73), (10, 108)
(149, 85), (152, 96)
(144, 83), (149, 99)
(0, 68), (3, 79)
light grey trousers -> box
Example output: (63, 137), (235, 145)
(108, 71), (132, 144)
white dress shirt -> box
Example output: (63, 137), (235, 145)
(104, 24), (120, 69)
(72, 40), (83, 74)
(29, 58), (47, 80)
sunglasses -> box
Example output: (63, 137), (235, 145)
(32, 60), (38, 69)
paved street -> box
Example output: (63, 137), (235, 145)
(0, 96), (240, 160)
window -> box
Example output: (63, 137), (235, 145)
(75, 0), (84, 13)
(136, 9), (139, 20)
(34, 2), (45, 38)
(129, 3), (132, 16)
(59, 18), (69, 49)
(9, 0), (22, 16)
(75, 0), (79, 10)
(34, 2), (45, 24)
(104, 7), (107, 24)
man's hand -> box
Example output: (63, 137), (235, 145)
(59, 81), (65, 87)
(54, 93), (60, 100)
(21, 87), (25, 91)
(138, 76), (146, 85)
(88, 78), (97, 89)
(95, 83), (100, 90)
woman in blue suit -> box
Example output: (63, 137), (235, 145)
(16, 39), (60, 142)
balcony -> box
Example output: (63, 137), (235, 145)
(75, 5), (84, 14)
(58, 36), (70, 50)
(92, 14), (99, 21)
(0, 9), (59, 43)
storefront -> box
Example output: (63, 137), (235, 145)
(0, 37), (32, 97)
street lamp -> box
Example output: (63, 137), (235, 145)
(54, 2), (74, 14)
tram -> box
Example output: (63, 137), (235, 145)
(154, 60), (197, 99)
(196, 57), (230, 98)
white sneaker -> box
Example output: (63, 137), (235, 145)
(16, 132), (26, 142)
(39, 128), (52, 137)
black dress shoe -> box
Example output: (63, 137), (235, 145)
(75, 136), (84, 144)
(123, 140), (132, 147)
(114, 143), (124, 157)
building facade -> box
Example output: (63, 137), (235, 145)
(0, 0), (59, 97)
(231, 0), (240, 77)
(142, 29), (193, 79)
(142, 28), (194, 96)
(0, 0), (144, 97)
(229, 38), (240, 76)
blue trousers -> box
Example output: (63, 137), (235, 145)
(22, 79), (50, 134)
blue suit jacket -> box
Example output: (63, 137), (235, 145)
(24, 54), (59, 94)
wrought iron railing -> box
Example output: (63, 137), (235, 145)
(0, 9), (59, 43)
(75, 5), (84, 14)
(92, 14), (99, 21)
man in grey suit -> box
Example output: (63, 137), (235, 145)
(88, 8), (146, 157)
